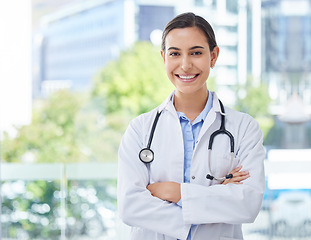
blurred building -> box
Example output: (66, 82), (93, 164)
(262, 0), (311, 107)
(138, 5), (175, 43)
(33, 0), (135, 97)
(33, 0), (260, 104)
(262, 0), (311, 148)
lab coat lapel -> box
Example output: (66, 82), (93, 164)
(154, 91), (184, 183)
(197, 92), (221, 142)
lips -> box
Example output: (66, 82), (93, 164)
(175, 74), (199, 82)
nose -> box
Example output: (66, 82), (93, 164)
(181, 56), (192, 72)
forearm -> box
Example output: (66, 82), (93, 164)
(181, 140), (265, 225)
(118, 129), (190, 238)
(181, 181), (264, 225)
(147, 182), (181, 203)
(118, 179), (190, 238)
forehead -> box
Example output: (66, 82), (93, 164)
(165, 27), (209, 49)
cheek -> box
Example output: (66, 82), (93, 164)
(164, 60), (176, 74)
(196, 60), (210, 73)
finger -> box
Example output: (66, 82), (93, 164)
(232, 170), (249, 177)
(231, 173), (249, 181)
(226, 172), (250, 183)
(230, 166), (243, 174)
(233, 175), (249, 181)
(230, 175), (250, 182)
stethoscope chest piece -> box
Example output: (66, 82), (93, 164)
(139, 148), (154, 163)
(139, 110), (162, 164)
(138, 99), (235, 182)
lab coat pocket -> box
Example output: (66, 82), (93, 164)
(214, 153), (240, 178)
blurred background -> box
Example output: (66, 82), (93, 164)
(0, 0), (311, 239)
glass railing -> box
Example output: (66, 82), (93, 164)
(1, 162), (130, 240)
(2, 159), (311, 240)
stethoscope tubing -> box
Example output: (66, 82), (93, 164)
(147, 111), (162, 149)
(206, 100), (235, 181)
(139, 99), (235, 182)
(139, 111), (162, 163)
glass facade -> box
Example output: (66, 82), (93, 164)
(40, 0), (127, 93)
(138, 5), (174, 42)
(262, 0), (311, 106)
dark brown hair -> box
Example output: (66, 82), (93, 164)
(161, 12), (217, 52)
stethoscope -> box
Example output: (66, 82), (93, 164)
(139, 100), (235, 182)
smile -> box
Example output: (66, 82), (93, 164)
(176, 74), (199, 82)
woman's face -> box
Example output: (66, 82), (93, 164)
(161, 27), (219, 96)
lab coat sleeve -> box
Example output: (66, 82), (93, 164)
(181, 115), (265, 225)
(117, 115), (191, 239)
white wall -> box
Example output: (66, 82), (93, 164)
(0, 0), (32, 136)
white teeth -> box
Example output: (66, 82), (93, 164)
(179, 75), (196, 79)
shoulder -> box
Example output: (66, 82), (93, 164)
(119, 107), (159, 151)
(211, 92), (260, 127)
(128, 91), (174, 130)
(129, 107), (158, 130)
(123, 105), (163, 143)
(225, 105), (260, 128)
(225, 106), (254, 122)
(224, 106), (263, 141)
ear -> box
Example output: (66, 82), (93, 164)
(210, 46), (219, 68)
(161, 50), (166, 63)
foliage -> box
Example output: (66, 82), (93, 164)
(235, 79), (271, 118)
(1, 90), (124, 163)
(1, 180), (117, 239)
(74, 97), (122, 162)
(234, 77), (273, 142)
(1, 90), (83, 163)
(2, 42), (174, 163)
(206, 75), (217, 92)
(92, 41), (173, 120)
(1, 180), (61, 239)
(256, 116), (275, 144)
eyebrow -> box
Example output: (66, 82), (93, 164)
(167, 46), (205, 51)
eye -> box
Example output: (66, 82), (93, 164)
(169, 52), (180, 56)
(191, 51), (202, 56)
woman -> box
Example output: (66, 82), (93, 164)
(118, 12), (265, 240)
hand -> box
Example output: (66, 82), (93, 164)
(222, 166), (249, 185)
(147, 182), (181, 203)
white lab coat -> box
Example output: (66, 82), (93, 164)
(118, 91), (265, 240)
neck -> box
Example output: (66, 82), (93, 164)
(174, 88), (209, 121)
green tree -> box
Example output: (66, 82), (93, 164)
(92, 42), (173, 121)
(1, 90), (84, 163)
(235, 83), (270, 118)
(235, 77), (274, 141)
(1, 90), (121, 163)
(2, 42), (174, 163)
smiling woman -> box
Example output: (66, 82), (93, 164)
(160, 27), (218, 118)
(118, 12), (265, 240)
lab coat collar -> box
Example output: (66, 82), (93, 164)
(158, 90), (222, 115)
(158, 90), (176, 114)
(211, 92), (222, 113)
(157, 90), (224, 146)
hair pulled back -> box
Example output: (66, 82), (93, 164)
(161, 12), (217, 52)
